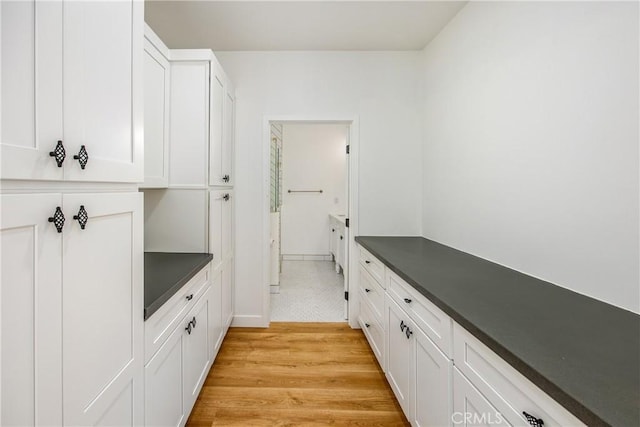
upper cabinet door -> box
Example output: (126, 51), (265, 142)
(169, 61), (210, 188)
(209, 65), (225, 186)
(142, 36), (170, 188)
(63, 0), (143, 183)
(223, 85), (235, 186)
(1, 0), (64, 180)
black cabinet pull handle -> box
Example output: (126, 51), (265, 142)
(222, 174), (230, 182)
(400, 320), (406, 332)
(523, 412), (544, 427)
(340, 236), (343, 240)
(365, 260), (370, 264)
(73, 205), (88, 230)
(185, 322), (192, 335)
(364, 323), (370, 328)
(73, 145), (88, 169)
(49, 140), (66, 167)
(404, 298), (412, 304)
(223, 193), (230, 201)
(48, 207), (65, 233)
(186, 294), (194, 301)
(191, 316), (197, 328)
(365, 288), (371, 293)
(405, 327), (413, 339)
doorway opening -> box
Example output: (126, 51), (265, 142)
(265, 119), (357, 324)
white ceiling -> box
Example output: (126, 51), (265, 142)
(145, 1), (467, 51)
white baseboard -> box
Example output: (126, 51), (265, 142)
(282, 254), (332, 261)
(231, 315), (269, 328)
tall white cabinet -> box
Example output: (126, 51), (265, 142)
(1, 1), (144, 426)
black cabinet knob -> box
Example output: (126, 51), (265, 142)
(186, 294), (194, 301)
(48, 207), (65, 233)
(364, 323), (370, 328)
(191, 316), (197, 328)
(365, 260), (370, 264)
(222, 174), (230, 182)
(404, 298), (412, 304)
(523, 412), (544, 427)
(400, 320), (406, 332)
(73, 205), (88, 230)
(365, 288), (371, 293)
(49, 140), (66, 167)
(340, 236), (343, 240)
(405, 327), (413, 339)
(223, 193), (230, 201)
(73, 145), (88, 169)
(185, 322), (192, 335)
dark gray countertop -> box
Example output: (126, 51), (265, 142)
(144, 252), (213, 320)
(355, 236), (639, 427)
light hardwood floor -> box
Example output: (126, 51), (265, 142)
(186, 322), (409, 426)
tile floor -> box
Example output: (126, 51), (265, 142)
(270, 260), (346, 322)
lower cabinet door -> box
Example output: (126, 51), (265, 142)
(452, 368), (510, 427)
(62, 192), (143, 426)
(385, 297), (414, 417)
(413, 324), (452, 427)
(0, 194), (63, 426)
(144, 326), (185, 427)
(182, 288), (211, 415)
(208, 266), (224, 360)
(221, 258), (234, 330)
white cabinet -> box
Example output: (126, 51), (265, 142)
(413, 320), (452, 427)
(452, 324), (584, 427)
(142, 26), (170, 188)
(144, 263), (218, 427)
(220, 258), (235, 331)
(169, 60), (210, 188)
(0, 194), (63, 426)
(1, 192), (144, 426)
(209, 190), (234, 269)
(182, 287), (212, 414)
(209, 61), (235, 187)
(145, 323), (186, 427)
(0, 0), (143, 183)
(453, 368), (509, 427)
(385, 297), (414, 416)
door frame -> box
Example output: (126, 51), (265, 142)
(261, 115), (360, 328)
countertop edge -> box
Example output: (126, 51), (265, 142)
(144, 253), (213, 321)
(355, 236), (607, 427)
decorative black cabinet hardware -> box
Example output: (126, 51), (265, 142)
(400, 320), (406, 332)
(73, 205), (88, 229)
(185, 322), (192, 335)
(48, 207), (65, 233)
(332, 228), (335, 232)
(405, 327), (413, 339)
(365, 288), (371, 293)
(191, 316), (196, 328)
(364, 323), (370, 328)
(223, 193), (230, 201)
(222, 174), (230, 183)
(340, 236), (343, 240)
(523, 412), (544, 427)
(49, 141), (66, 167)
(186, 294), (194, 301)
(365, 260), (370, 264)
(73, 145), (89, 169)
(404, 298), (412, 304)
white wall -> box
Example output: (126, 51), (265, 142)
(280, 123), (348, 256)
(216, 51), (423, 324)
(421, 2), (640, 313)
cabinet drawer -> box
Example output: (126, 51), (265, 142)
(359, 265), (384, 322)
(387, 270), (452, 358)
(145, 266), (210, 363)
(358, 298), (385, 370)
(359, 247), (385, 287)
(453, 324), (584, 427)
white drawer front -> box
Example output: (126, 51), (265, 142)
(387, 270), (452, 358)
(358, 298), (385, 370)
(359, 265), (385, 323)
(359, 247), (385, 287)
(453, 324), (585, 427)
(145, 266), (210, 363)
